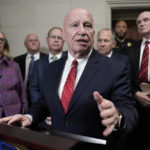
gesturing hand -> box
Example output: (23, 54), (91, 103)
(93, 91), (120, 136)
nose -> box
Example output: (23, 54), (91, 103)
(99, 40), (105, 47)
(78, 25), (86, 35)
(54, 37), (59, 42)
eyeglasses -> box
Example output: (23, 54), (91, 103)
(0, 38), (6, 44)
(26, 39), (39, 43)
(49, 35), (63, 41)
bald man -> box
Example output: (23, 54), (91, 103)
(1, 9), (138, 150)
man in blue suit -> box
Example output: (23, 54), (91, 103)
(28, 27), (65, 127)
(0, 8), (138, 150)
(29, 27), (65, 105)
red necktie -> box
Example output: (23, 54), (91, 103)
(139, 41), (149, 83)
(61, 60), (78, 113)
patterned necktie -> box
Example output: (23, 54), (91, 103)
(139, 41), (149, 83)
(61, 59), (78, 113)
(28, 55), (34, 79)
(51, 55), (57, 62)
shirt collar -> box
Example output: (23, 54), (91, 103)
(67, 49), (93, 66)
(27, 52), (40, 59)
(107, 51), (113, 58)
(142, 38), (150, 45)
(0, 55), (9, 65)
(49, 52), (62, 62)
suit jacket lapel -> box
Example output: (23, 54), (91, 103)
(54, 56), (68, 114)
(67, 50), (101, 114)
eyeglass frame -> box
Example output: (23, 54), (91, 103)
(48, 35), (63, 41)
(0, 38), (6, 44)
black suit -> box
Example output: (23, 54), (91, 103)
(13, 52), (47, 81)
(28, 50), (138, 150)
(127, 40), (150, 150)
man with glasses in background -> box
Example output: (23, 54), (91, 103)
(29, 27), (65, 128)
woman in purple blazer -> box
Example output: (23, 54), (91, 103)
(0, 31), (28, 117)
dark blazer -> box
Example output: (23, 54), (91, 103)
(111, 52), (130, 65)
(28, 50), (138, 149)
(13, 52), (47, 81)
(111, 52), (131, 78)
(29, 52), (67, 104)
(128, 41), (142, 93)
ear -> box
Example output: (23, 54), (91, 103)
(112, 40), (116, 48)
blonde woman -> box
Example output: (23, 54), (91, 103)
(0, 31), (28, 117)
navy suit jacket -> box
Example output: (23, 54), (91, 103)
(13, 52), (47, 81)
(111, 52), (130, 66)
(111, 52), (131, 79)
(128, 41), (142, 94)
(28, 50), (138, 143)
(29, 52), (67, 104)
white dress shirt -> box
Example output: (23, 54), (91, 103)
(24, 52), (40, 89)
(49, 52), (62, 63)
(139, 38), (150, 82)
(58, 50), (92, 99)
(107, 51), (113, 58)
(26, 49), (93, 122)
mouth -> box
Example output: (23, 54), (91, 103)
(76, 39), (88, 45)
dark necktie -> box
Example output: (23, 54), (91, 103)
(139, 41), (149, 83)
(61, 60), (78, 113)
(28, 55), (34, 80)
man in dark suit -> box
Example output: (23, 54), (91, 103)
(29, 27), (65, 127)
(97, 28), (130, 65)
(0, 8), (138, 150)
(126, 11), (150, 150)
(13, 33), (46, 86)
(13, 33), (46, 105)
(97, 28), (133, 150)
(29, 27), (65, 105)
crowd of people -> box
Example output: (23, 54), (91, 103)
(0, 8), (150, 150)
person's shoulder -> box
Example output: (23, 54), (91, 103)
(40, 52), (47, 57)
(13, 53), (27, 61)
(36, 54), (48, 63)
(8, 59), (20, 70)
(125, 39), (137, 47)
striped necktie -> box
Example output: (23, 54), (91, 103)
(139, 41), (149, 83)
(61, 59), (78, 113)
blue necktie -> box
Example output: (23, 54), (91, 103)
(28, 55), (34, 79)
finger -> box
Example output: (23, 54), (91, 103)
(0, 116), (12, 124)
(21, 120), (30, 127)
(7, 115), (23, 125)
(46, 117), (51, 121)
(93, 91), (104, 104)
(103, 124), (114, 137)
(100, 100), (114, 111)
(101, 115), (114, 126)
